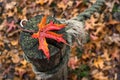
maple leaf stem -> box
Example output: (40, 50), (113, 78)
(17, 26), (36, 33)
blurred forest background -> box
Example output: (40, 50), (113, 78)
(0, 0), (120, 80)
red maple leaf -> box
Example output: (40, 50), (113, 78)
(31, 16), (67, 60)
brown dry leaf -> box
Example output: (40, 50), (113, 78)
(11, 54), (20, 63)
(105, 0), (117, 12)
(0, 32), (3, 39)
(107, 19), (120, 25)
(28, 72), (35, 80)
(69, 73), (77, 80)
(114, 73), (117, 80)
(70, 42), (78, 57)
(85, 15), (98, 30)
(2, 66), (12, 76)
(91, 39), (101, 50)
(74, 1), (83, 8)
(57, 1), (67, 10)
(62, 0), (68, 4)
(102, 66), (112, 71)
(68, 56), (79, 70)
(110, 47), (120, 60)
(18, 14), (27, 20)
(7, 49), (20, 63)
(35, 0), (44, 5)
(90, 33), (99, 40)
(93, 56), (104, 69)
(82, 53), (92, 60)
(91, 70), (108, 80)
(47, 0), (53, 5)
(104, 33), (120, 46)
(15, 67), (26, 79)
(22, 7), (27, 18)
(6, 10), (15, 17)
(0, 41), (4, 48)
(67, 1), (73, 7)
(106, 15), (120, 25)
(116, 24), (120, 32)
(89, 0), (97, 4)
(111, 33), (120, 46)
(13, 77), (21, 80)
(10, 39), (18, 46)
(115, 0), (120, 4)
(92, 23), (105, 36)
(102, 49), (111, 61)
(105, 33), (120, 46)
(84, 42), (95, 51)
(71, 9), (79, 17)
(17, 7), (27, 19)
(21, 60), (28, 68)
(0, 20), (6, 31)
(81, 77), (88, 80)
(5, 1), (16, 10)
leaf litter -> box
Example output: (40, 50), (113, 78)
(0, 0), (120, 80)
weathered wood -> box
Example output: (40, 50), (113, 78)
(35, 62), (68, 80)
(20, 15), (70, 80)
(23, 44), (69, 80)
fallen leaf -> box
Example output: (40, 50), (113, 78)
(6, 21), (16, 33)
(21, 60), (28, 68)
(0, 41), (4, 48)
(105, 1), (116, 12)
(102, 49), (111, 61)
(85, 15), (98, 30)
(90, 33), (99, 40)
(0, 20), (6, 31)
(15, 67), (26, 79)
(89, 0), (96, 4)
(31, 15), (66, 59)
(93, 56), (104, 69)
(82, 53), (91, 60)
(106, 15), (120, 25)
(5, 1), (16, 10)
(68, 56), (79, 70)
(116, 25), (120, 32)
(35, 0), (47, 5)
(62, 0), (68, 4)
(57, 1), (67, 10)
(105, 33), (120, 46)
(68, 73), (77, 80)
(11, 54), (20, 63)
(10, 39), (18, 46)
(91, 70), (108, 80)
(74, 1), (83, 8)
(111, 47), (120, 60)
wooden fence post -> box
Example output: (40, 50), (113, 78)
(20, 15), (71, 80)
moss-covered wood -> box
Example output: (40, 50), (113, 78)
(20, 15), (70, 73)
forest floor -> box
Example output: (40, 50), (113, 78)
(0, 0), (120, 80)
